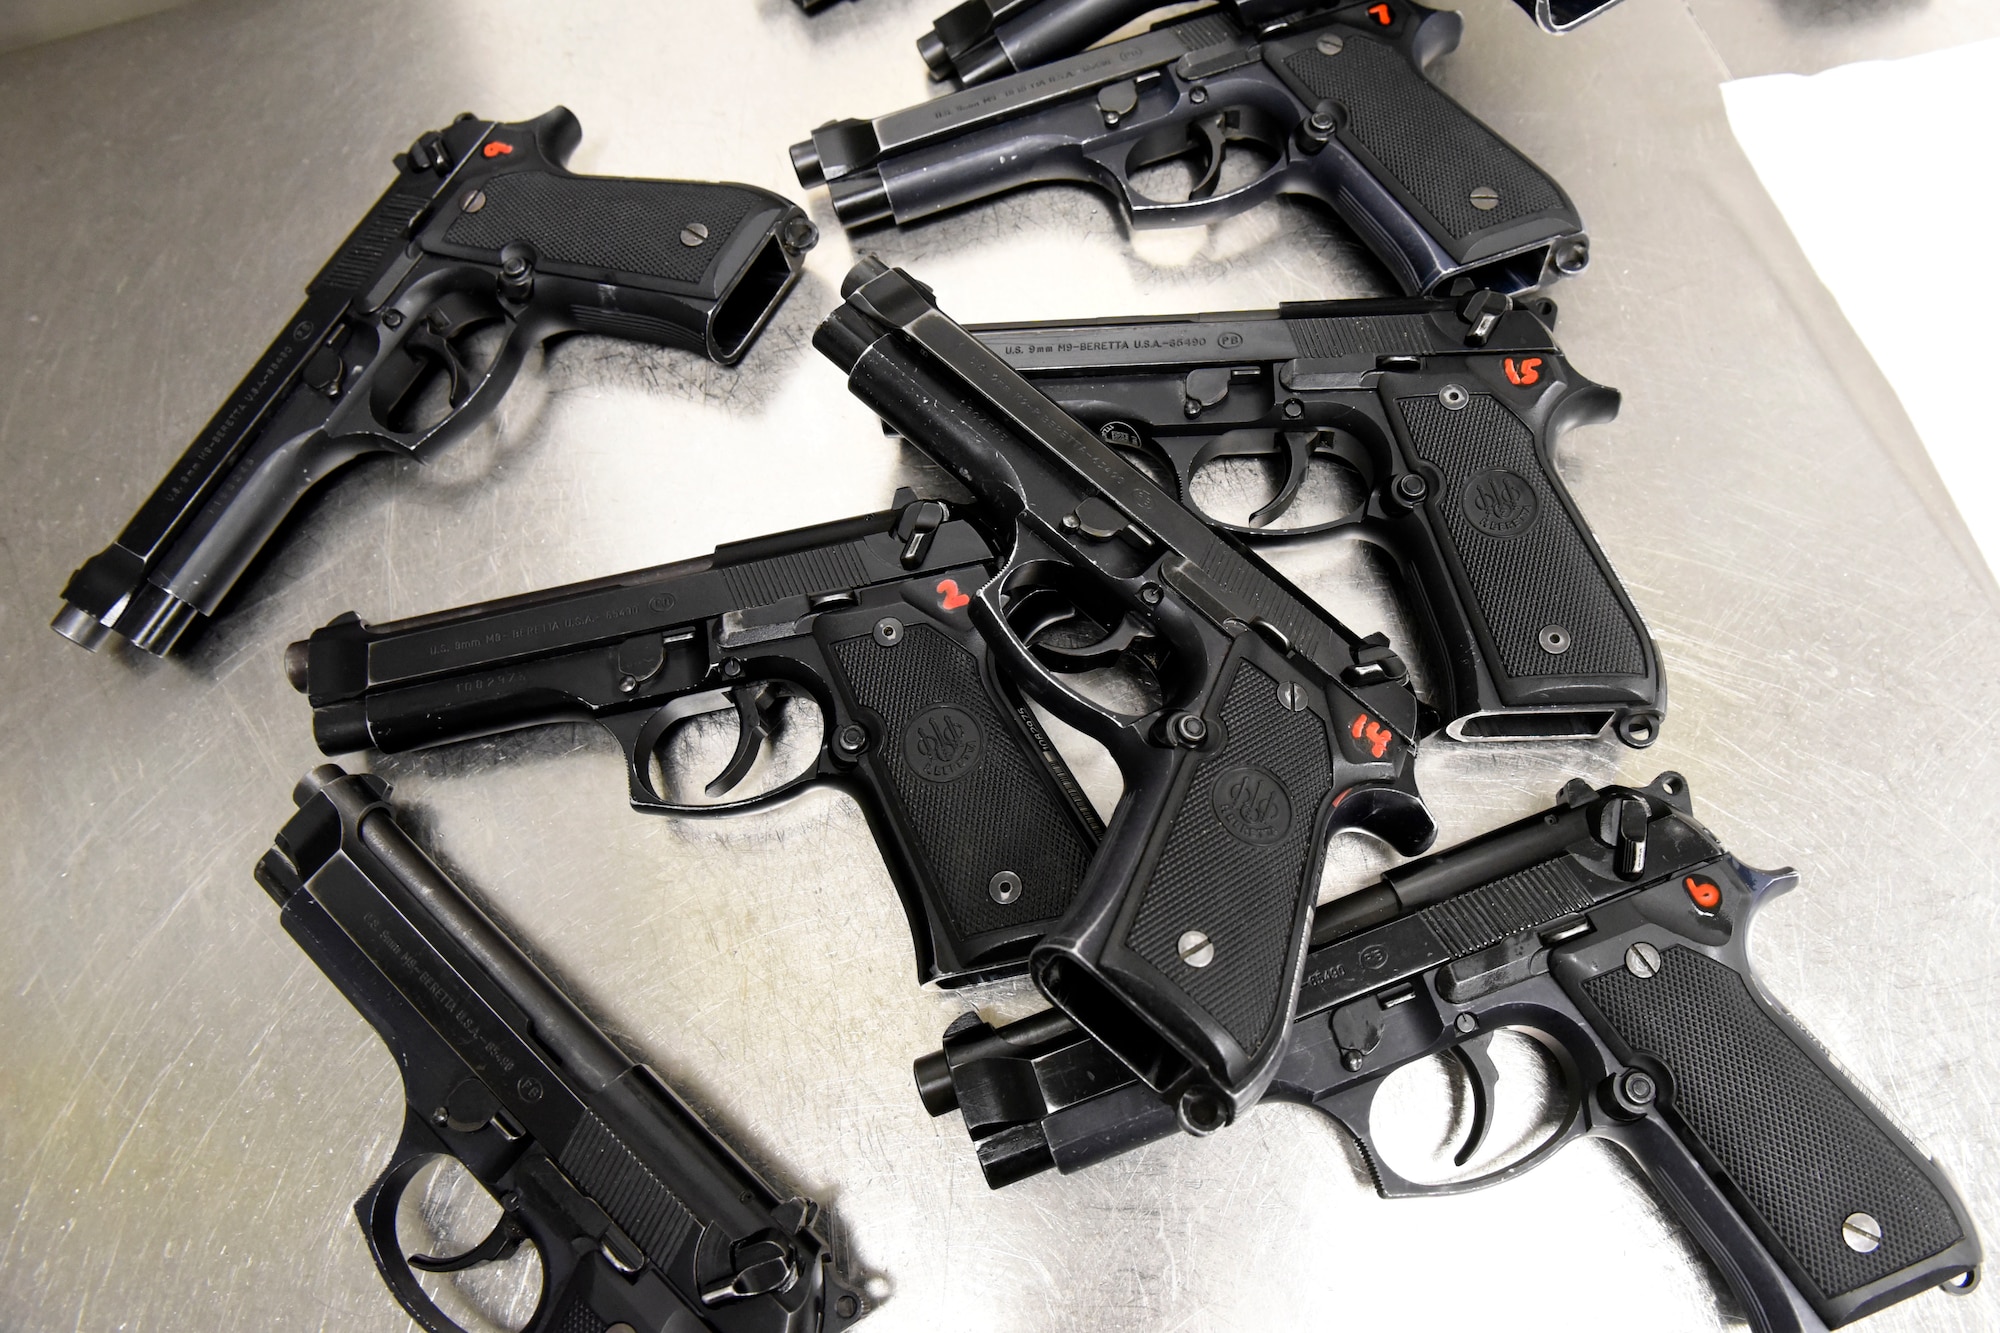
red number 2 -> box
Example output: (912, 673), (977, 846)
(1367, 3), (1393, 24)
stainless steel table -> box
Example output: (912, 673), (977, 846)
(3, 1), (1996, 1329)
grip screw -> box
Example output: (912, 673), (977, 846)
(873, 617), (903, 647)
(834, 723), (869, 757)
(1598, 1066), (1660, 1120)
(1538, 625), (1571, 655)
(1296, 100), (1343, 155)
(680, 222), (710, 248)
(779, 216), (820, 253)
(1276, 681), (1308, 712)
(1316, 33), (1345, 55)
(988, 870), (1023, 905)
(1438, 384), (1469, 411)
(1177, 1087), (1226, 1135)
(1624, 941), (1662, 978)
(460, 189), (487, 214)
(1843, 1212), (1884, 1254)
(1470, 185), (1501, 212)
(497, 245), (534, 302)
(1178, 930), (1215, 967)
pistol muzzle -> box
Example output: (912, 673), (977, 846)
(311, 703), (372, 756)
(952, 43), (1014, 87)
(283, 639), (312, 693)
(828, 172), (892, 228)
(789, 139), (825, 189)
(916, 29), (954, 80)
(50, 602), (114, 652)
(115, 585), (201, 657)
(913, 1048), (958, 1116)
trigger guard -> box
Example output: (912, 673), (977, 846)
(326, 295), (537, 457)
(1318, 1051), (1586, 1199)
(970, 556), (1137, 739)
(1326, 782), (1437, 857)
(607, 690), (823, 816)
(1182, 431), (1373, 539)
(1108, 145), (1290, 224)
(1028, 612), (1152, 672)
(354, 1113), (483, 1333)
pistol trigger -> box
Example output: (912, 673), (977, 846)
(398, 322), (473, 408)
(1451, 1032), (1500, 1167)
(1248, 431), (1319, 528)
(408, 1212), (527, 1273)
(705, 683), (783, 798)
(1187, 114), (1229, 201)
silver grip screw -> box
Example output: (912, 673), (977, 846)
(1624, 941), (1662, 978)
(1178, 930), (1215, 968)
(988, 871), (1022, 905)
(1843, 1212), (1883, 1254)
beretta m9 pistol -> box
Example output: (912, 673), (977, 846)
(917, 773), (1983, 1332)
(970, 290), (1667, 747)
(55, 107), (817, 658)
(257, 765), (871, 1333)
(793, 1), (1589, 298)
(289, 493), (1103, 985)
(917, 0), (1634, 88)
(818, 259), (1438, 1139)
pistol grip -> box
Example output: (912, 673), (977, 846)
(1270, 6), (1586, 295)
(1571, 942), (1981, 1328)
(1391, 378), (1662, 746)
(1031, 638), (1362, 1121)
(421, 168), (811, 364)
(824, 610), (1100, 984)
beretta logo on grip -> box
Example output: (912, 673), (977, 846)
(903, 705), (984, 783)
(1462, 468), (1541, 538)
(1211, 766), (1292, 845)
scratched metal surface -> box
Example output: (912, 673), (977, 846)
(0, 0), (1996, 1330)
